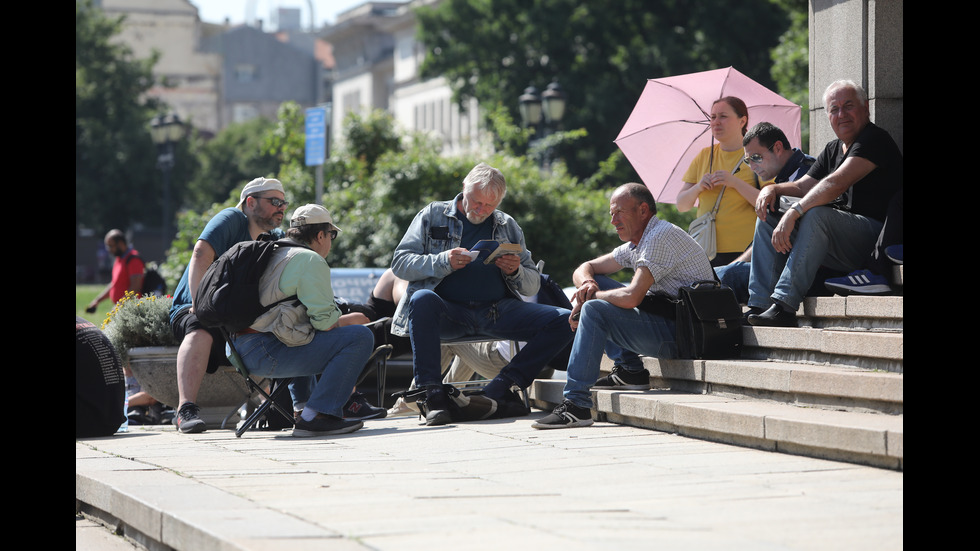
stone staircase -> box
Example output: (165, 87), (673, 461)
(530, 265), (904, 471)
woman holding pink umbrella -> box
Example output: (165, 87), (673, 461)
(676, 96), (771, 266)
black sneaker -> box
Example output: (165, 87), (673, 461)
(592, 365), (651, 390)
(343, 392), (387, 420)
(127, 405), (157, 425)
(175, 402), (207, 434)
(292, 414), (363, 437)
(489, 389), (530, 419)
(531, 400), (594, 429)
(422, 385), (454, 426)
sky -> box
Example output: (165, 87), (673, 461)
(189, 0), (374, 30)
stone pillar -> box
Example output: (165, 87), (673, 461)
(809, 0), (903, 153)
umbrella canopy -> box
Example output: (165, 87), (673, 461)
(615, 67), (801, 203)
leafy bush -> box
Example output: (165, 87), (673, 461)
(101, 291), (178, 364)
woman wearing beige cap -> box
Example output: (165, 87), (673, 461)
(229, 204), (375, 437)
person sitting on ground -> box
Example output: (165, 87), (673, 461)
(824, 189), (903, 295)
(228, 204), (374, 437)
(391, 162), (574, 426)
(746, 80), (903, 327)
(333, 268), (411, 419)
(533, 183), (715, 429)
(76, 316), (126, 438)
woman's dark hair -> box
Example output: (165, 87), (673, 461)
(713, 96), (749, 135)
(286, 223), (332, 244)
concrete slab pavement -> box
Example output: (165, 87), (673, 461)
(77, 412), (903, 550)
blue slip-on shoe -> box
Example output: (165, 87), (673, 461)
(885, 244), (903, 265)
(824, 269), (892, 296)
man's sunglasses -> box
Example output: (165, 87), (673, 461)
(254, 196), (288, 208)
(743, 143), (776, 165)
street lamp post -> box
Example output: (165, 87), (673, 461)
(150, 113), (186, 249)
(518, 81), (566, 170)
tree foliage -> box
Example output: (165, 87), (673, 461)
(416, 0), (793, 185)
(770, 0), (810, 149)
(76, 0), (164, 232)
(162, 104), (622, 288)
(183, 117), (278, 211)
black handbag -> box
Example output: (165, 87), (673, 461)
(675, 280), (742, 359)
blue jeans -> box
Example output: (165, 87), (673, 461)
(407, 289), (573, 389)
(286, 376), (317, 411)
(748, 207), (882, 311)
(230, 325), (374, 418)
(714, 261), (750, 305)
(563, 298), (677, 408)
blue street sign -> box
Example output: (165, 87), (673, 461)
(305, 107), (326, 166)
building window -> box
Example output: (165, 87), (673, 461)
(232, 104), (259, 123)
(343, 90), (362, 115)
(234, 64), (258, 83)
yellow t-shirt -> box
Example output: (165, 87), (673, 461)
(682, 144), (771, 253)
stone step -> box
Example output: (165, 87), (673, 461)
(529, 379), (903, 471)
(795, 295), (903, 331)
(742, 325), (903, 373)
(628, 356), (903, 414)
(740, 296), (903, 372)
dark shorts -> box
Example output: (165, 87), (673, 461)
(345, 294), (411, 357)
(346, 293), (397, 322)
(170, 306), (227, 374)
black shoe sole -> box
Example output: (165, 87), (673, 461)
(292, 420), (363, 437)
(425, 410), (453, 426)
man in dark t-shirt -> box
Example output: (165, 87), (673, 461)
(746, 80), (903, 327)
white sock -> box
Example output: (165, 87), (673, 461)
(300, 407), (320, 422)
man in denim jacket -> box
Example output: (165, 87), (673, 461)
(391, 162), (573, 426)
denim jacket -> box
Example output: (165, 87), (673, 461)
(390, 194), (541, 336)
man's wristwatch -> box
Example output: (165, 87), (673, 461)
(790, 201), (804, 216)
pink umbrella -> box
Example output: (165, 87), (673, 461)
(615, 67), (801, 203)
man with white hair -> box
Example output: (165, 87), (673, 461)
(746, 80), (904, 327)
(391, 162), (573, 426)
(169, 177), (288, 433)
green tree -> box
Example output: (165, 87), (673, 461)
(770, 0), (810, 150)
(184, 117), (278, 211)
(76, 0), (172, 232)
(416, 0), (792, 187)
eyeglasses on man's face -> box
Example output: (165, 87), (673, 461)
(743, 143), (776, 165)
(325, 229), (338, 240)
(254, 196), (288, 208)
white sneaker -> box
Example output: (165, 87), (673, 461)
(386, 396), (419, 417)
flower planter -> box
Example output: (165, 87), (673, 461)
(127, 346), (256, 429)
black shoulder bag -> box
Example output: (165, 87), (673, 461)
(674, 278), (743, 360)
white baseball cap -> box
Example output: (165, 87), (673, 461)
(290, 204), (342, 233)
(236, 177), (285, 208)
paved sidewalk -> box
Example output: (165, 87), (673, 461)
(76, 412), (903, 550)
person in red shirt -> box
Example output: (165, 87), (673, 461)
(86, 229), (145, 312)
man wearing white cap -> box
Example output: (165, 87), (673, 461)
(168, 177), (288, 433)
(229, 204), (374, 437)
